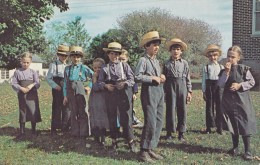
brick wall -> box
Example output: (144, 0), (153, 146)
(233, 0), (260, 90)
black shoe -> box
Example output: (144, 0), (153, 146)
(227, 147), (239, 156)
(139, 151), (155, 163)
(178, 134), (186, 142)
(94, 136), (100, 143)
(216, 129), (223, 135)
(128, 140), (139, 153)
(111, 140), (118, 149)
(148, 150), (163, 160)
(204, 128), (211, 134)
(165, 135), (173, 141)
(243, 152), (253, 160)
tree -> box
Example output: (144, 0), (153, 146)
(0, 0), (68, 69)
(46, 16), (91, 64)
(88, 8), (222, 74)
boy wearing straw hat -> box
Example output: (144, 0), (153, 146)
(46, 45), (71, 134)
(163, 38), (192, 142)
(135, 31), (166, 163)
(98, 42), (138, 152)
(201, 44), (224, 134)
(63, 46), (93, 139)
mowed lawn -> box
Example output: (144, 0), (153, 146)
(0, 81), (259, 165)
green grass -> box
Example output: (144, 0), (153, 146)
(0, 81), (259, 165)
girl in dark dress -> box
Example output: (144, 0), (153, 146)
(218, 45), (256, 160)
(12, 52), (41, 137)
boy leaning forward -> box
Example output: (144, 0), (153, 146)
(135, 31), (166, 163)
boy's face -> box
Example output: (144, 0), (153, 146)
(145, 42), (160, 57)
(170, 46), (182, 60)
(93, 62), (102, 74)
(70, 54), (81, 65)
(58, 54), (68, 63)
(21, 57), (32, 69)
(207, 51), (219, 63)
(119, 54), (128, 63)
(227, 50), (240, 65)
(108, 51), (120, 62)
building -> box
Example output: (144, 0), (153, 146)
(0, 55), (48, 83)
(233, 0), (260, 90)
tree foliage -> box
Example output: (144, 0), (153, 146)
(89, 8), (222, 75)
(0, 0), (68, 69)
(46, 16), (91, 64)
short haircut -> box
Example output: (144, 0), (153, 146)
(20, 52), (32, 60)
(93, 58), (105, 65)
(145, 40), (161, 47)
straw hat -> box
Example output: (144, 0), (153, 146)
(103, 42), (123, 53)
(204, 44), (222, 56)
(139, 31), (166, 47)
(57, 45), (69, 55)
(166, 38), (187, 51)
(69, 46), (84, 56)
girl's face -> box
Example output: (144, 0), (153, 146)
(93, 62), (102, 74)
(227, 50), (240, 65)
(21, 57), (32, 69)
(70, 55), (81, 65)
(58, 54), (68, 63)
(208, 51), (219, 63)
(119, 54), (128, 63)
(108, 51), (120, 62)
(170, 47), (182, 60)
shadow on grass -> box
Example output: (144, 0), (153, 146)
(0, 126), (141, 162)
(159, 141), (225, 154)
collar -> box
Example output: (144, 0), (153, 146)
(145, 54), (156, 60)
(170, 58), (182, 62)
(209, 61), (218, 65)
(109, 60), (120, 65)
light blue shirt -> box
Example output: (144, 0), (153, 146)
(201, 62), (224, 92)
(63, 63), (93, 97)
(46, 59), (67, 89)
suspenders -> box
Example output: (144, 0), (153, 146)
(107, 62), (125, 81)
(68, 65), (83, 81)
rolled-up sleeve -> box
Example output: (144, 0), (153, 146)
(241, 70), (255, 91)
(46, 63), (58, 89)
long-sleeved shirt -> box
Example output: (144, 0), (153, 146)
(163, 58), (192, 93)
(135, 54), (161, 83)
(201, 61), (224, 92)
(12, 68), (40, 93)
(46, 59), (67, 89)
(63, 63), (93, 97)
(218, 67), (255, 91)
(98, 60), (134, 89)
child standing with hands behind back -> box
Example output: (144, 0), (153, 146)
(12, 52), (41, 137)
(89, 58), (109, 146)
(218, 45), (256, 160)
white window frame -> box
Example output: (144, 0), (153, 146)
(252, 0), (260, 36)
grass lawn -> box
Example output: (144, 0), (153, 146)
(0, 81), (259, 165)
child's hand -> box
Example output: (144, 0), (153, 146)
(63, 97), (68, 105)
(133, 94), (137, 100)
(105, 84), (115, 92)
(186, 92), (192, 104)
(115, 82), (125, 90)
(160, 74), (166, 83)
(85, 86), (91, 94)
(230, 83), (241, 91)
(203, 92), (207, 101)
(20, 87), (29, 93)
(224, 62), (231, 75)
(54, 85), (62, 91)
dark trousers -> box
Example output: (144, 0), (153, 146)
(140, 84), (164, 149)
(106, 87), (134, 140)
(68, 94), (90, 137)
(205, 80), (222, 130)
(165, 78), (187, 133)
(51, 89), (70, 130)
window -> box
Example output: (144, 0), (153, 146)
(0, 69), (9, 79)
(253, 0), (260, 35)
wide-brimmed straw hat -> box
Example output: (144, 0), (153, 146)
(103, 42), (123, 53)
(204, 44), (222, 56)
(57, 45), (69, 55)
(166, 38), (187, 51)
(69, 46), (84, 56)
(139, 31), (166, 47)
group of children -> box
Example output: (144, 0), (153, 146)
(11, 30), (256, 162)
